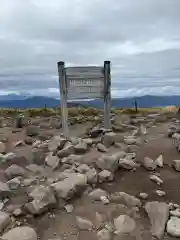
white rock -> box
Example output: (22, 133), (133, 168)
(88, 189), (109, 201)
(96, 152), (126, 172)
(119, 158), (139, 170)
(100, 196), (110, 205)
(97, 143), (108, 153)
(149, 175), (163, 185)
(45, 153), (60, 169)
(110, 192), (141, 207)
(103, 132), (116, 147)
(0, 211), (10, 234)
(172, 160), (180, 172)
(145, 201), (169, 239)
(98, 170), (114, 183)
(170, 209), (180, 218)
(156, 190), (166, 197)
(124, 136), (137, 145)
(114, 215), (136, 235)
(1, 226), (37, 240)
(64, 204), (73, 213)
(26, 186), (56, 215)
(76, 216), (93, 230)
(97, 228), (111, 240)
(139, 193), (148, 200)
(155, 155), (163, 168)
(7, 177), (22, 190)
(51, 173), (87, 200)
(143, 157), (156, 171)
(167, 217), (180, 237)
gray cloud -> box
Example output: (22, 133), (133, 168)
(0, 0), (180, 98)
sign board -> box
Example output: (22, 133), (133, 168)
(57, 61), (111, 138)
(66, 66), (104, 99)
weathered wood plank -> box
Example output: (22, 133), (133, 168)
(57, 61), (69, 138)
(66, 66), (103, 75)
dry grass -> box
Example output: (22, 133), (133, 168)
(0, 105), (178, 117)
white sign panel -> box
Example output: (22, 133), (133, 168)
(66, 66), (104, 99)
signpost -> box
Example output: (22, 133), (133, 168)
(57, 61), (111, 138)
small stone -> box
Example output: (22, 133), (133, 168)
(76, 216), (93, 230)
(103, 132), (116, 148)
(97, 143), (108, 152)
(45, 153), (60, 170)
(95, 212), (105, 230)
(139, 193), (148, 200)
(110, 192), (141, 207)
(156, 190), (166, 197)
(88, 189), (109, 201)
(74, 142), (88, 154)
(170, 209), (180, 217)
(155, 155), (163, 168)
(98, 170), (114, 183)
(100, 196), (110, 205)
(97, 228), (111, 240)
(172, 160), (180, 172)
(143, 157), (156, 171)
(25, 186), (56, 215)
(150, 175), (163, 185)
(114, 215), (136, 235)
(51, 173), (87, 200)
(64, 205), (73, 213)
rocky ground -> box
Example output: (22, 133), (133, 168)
(0, 112), (180, 239)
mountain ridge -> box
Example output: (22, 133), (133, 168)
(0, 95), (180, 108)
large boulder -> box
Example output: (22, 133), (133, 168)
(1, 226), (37, 240)
(110, 192), (141, 207)
(26, 125), (39, 137)
(145, 201), (169, 239)
(51, 173), (87, 200)
(0, 211), (10, 234)
(96, 152), (126, 173)
(57, 142), (74, 158)
(5, 164), (26, 180)
(25, 186), (56, 215)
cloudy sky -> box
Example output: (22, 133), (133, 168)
(0, 0), (180, 98)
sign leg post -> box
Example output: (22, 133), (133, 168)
(104, 61), (111, 129)
(57, 61), (69, 138)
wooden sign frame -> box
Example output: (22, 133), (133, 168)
(57, 61), (111, 138)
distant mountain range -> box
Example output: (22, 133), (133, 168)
(0, 94), (180, 108)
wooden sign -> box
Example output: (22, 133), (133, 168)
(66, 66), (104, 99)
(57, 61), (111, 138)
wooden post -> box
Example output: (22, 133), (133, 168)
(57, 61), (69, 138)
(104, 61), (111, 129)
